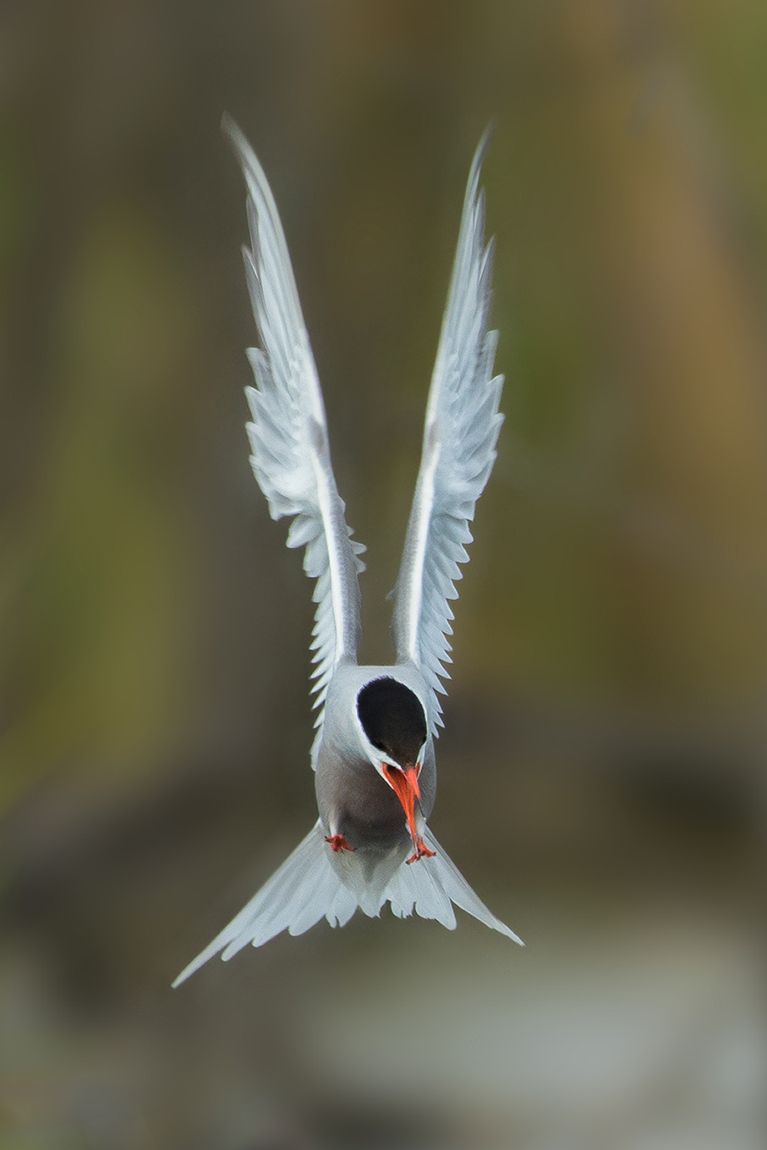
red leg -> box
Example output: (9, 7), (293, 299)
(325, 833), (356, 853)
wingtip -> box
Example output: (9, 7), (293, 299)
(468, 123), (494, 187)
(221, 111), (242, 149)
(221, 113), (264, 188)
(476, 121), (495, 161)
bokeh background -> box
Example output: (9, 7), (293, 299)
(1, 1), (766, 1147)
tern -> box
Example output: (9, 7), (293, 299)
(173, 121), (522, 986)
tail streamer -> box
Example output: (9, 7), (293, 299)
(173, 823), (521, 985)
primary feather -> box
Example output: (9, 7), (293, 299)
(223, 116), (366, 763)
(392, 131), (504, 733)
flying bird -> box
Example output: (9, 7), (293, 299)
(173, 122), (522, 986)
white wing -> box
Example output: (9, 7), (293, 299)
(224, 117), (365, 762)
(392, 133), (504, 732)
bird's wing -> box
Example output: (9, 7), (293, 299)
(224, 117), (365, 764)
(392, 133), (504, 732)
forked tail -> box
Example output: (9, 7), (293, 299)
(172, 822), (522, 985)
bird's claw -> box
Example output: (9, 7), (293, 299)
(406, 838), (436, 864)
(325, 834), (356, 853)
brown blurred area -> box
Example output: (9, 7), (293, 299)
(1, 1), (766, 1147)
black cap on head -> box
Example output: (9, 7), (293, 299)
(356, 677), (427, 767)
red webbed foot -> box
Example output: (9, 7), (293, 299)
(406, 838), (436, 865)
(325, 834), (356, 853)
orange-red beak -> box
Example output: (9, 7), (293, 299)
(381, 763), (435, 863)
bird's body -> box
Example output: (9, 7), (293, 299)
(317, 664), (435, 853)
(173, 122), (522, 986)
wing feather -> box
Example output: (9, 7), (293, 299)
(224, 117), (365, 761)
(392, 133), (504, 731)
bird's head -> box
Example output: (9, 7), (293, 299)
(355, 676), (428, 844)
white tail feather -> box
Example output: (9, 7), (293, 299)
(172, 822), (522, 985)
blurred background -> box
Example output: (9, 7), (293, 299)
(1, 1), (766, 1147)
